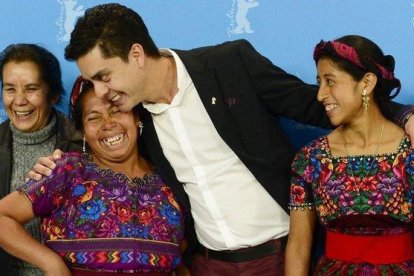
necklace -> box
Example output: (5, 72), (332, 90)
(340, 121), (385, 196)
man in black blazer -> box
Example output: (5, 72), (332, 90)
(45, 3), (412, 275)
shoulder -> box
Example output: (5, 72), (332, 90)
(176, 39), (256, 59)
(0, 120), (11, 152)
(54, 151), (85, 170)
(56, 110), (82, 141)
(0, 120), (11, 142)
(296, 136), (329, 159)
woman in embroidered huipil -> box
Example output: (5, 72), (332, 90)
(285, 35), (414, 275)
(0, 78), (185, 276)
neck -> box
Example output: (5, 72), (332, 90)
(146, 56), (178, 104)
(91, 149), (151, 179)
(341, 106), (385, 147)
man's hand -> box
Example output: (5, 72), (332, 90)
(25, 149), (64, 182)
(405, 114), (414, 148)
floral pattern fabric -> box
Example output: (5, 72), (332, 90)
(19, 152), (184, 273)
(289, 135), (414, 275)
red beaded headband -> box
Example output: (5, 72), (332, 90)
(313, 40), (395, 81)
(69, 76), (90, 115)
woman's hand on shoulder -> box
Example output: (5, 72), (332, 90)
(25, 149), (65, 182)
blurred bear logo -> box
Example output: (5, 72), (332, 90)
(227, 0), (259, 36)
(56, 0), (85, 42)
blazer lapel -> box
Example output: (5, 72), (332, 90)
(174, 50), (244, 153)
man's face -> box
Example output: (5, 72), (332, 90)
(76, 45), (144, 112)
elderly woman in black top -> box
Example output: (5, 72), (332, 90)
(0, 43), (82, 275)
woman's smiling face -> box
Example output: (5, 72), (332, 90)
(2, 61), (54, 132)
(81, 88), (139, 164)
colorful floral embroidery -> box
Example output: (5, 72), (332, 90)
(289, 136), (414, 274)
(19, 152), (184, 272)
(289, 136), (414, 224)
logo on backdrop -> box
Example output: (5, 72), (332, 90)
(227, 0), (259, 36)
(412, 2), (414, 27)
(56, 0), (85, 43)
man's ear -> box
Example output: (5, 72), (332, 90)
(130, 43), (145, 68)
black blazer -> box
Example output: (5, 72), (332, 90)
(142, 39), (331, 214)
(141, 40), (332, 258)
(0, 110), (82, 274)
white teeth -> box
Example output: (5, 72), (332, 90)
(111, 94), (121, 102)
(15, 111), (31, 116)
(103, 134), (124, 146)
(325, 104), (337, 111)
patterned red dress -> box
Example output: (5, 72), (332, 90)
(289, 135), (414, 275)
(18, 152), (185, 273)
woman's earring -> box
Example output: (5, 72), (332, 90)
(82, 136), (86, 153)
(138, 122), (144, 136)
(362, 89), (370, 111)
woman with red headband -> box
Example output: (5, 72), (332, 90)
(285, 35), (414, 275)
(0, 77), (185, 276)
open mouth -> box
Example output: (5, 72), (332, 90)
(110, 93), (121, 103)
(14, 110), (34, 118)
(325, 104), (338, 112)
(102, 133), (124, 147)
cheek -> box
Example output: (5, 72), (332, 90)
(29, 94), (48, 108)
(2, 96), (12, 108)
(83, 125), (98, 142)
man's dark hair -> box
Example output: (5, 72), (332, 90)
(65, 3), (160, 62)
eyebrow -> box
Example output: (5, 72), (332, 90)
(2, 82), (40, 87)
(90, 69), (109, 81)
(319, 73), (336, 78)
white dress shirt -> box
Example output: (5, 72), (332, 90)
(143, 49), (289, 250)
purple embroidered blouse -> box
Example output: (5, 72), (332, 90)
(18, 152), (185, 273)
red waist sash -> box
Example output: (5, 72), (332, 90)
(325, 230), (414, 264)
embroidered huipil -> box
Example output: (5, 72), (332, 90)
(289, 136), (414, 275)
(18, 152), (184, 273)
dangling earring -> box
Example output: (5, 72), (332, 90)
(82, 136), (86, 154)
(362, 89), (370, 111)
(138, 122), (144, 136)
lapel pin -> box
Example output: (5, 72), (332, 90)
(211, 97), (216, 104)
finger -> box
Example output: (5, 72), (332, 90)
(32, 163), (53, 176)
(37, 156), (57, 170)
(25, 170), (42, 182)
(52, 149), (64, 160)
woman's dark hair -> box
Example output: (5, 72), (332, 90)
(65, 3), (160, 62)
(313, 35), (401, 120)
(70, 79), (94, 131)
(0, 43), (64, 104)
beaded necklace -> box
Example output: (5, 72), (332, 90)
(340, 121), (385, 196)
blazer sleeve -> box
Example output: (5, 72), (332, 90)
(235, 39), (409, 129)
(236, 39), (332, 129)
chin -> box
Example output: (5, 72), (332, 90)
(119, 103), (134, 112)
(329, 119), (342, 127)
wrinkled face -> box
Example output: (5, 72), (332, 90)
(77, 45), (145, 112)
(2, 61), (54, 132)
(81, 89), (139, 164)
(316, 58), (364, 126)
